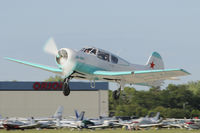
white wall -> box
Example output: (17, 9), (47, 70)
(0, 90), (108, 118)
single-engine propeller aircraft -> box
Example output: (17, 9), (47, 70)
(5, 38), (190, 99)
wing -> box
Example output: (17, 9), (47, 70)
(139, 123), (163, 128)
(5, 57), (63, 75)
(19, 123), (40, 129)
(60, 124), (79, 128)
(88, 124), (109, 129)
(94, 69), (190, 86)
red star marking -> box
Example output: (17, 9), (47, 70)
(150, 61), (155, 69)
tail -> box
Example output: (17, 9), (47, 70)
(146, 52), (164, 70)
(78, 111), (85, 121)
(75, 110), (85, 120)
(30, 117), (35, 124)
(151, 112), (160, 122)
(75, 110), (79, 119)
(53, 106), (64, 120)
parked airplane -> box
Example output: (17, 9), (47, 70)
(1, 106), (63, 130)
(2, 117), (40, 130)
(5, 38), (190, 99)
(54, 110), (86, 129)
(87, 119), (120, 129)
(117, 112), (161, 130)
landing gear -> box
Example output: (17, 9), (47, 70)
(63, 78), (70, 96)
(113, 90), (120, 100)
(113, 82), (125, 100)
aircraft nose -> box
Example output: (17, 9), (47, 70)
(56, 48), (77, 77)
(56, 49), (68, 65)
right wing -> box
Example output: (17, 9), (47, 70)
(5, 57), (63, 75)
(93, 69), (190, 86)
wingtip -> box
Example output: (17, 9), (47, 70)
(180, 69), (191, 75)
(4, 57), (11, 60)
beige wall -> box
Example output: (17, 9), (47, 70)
(0, 90), (108, 118)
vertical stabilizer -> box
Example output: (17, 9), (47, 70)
(75, 110), (79, 119)
(78, 111), (85, 121)
(151, 112), (160, 122)
(74, 110), (85, 120)
(146, 52), (164, 70)
(53, 106), (64, 120)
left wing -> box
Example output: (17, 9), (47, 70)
(4, 57), (63, 75)
(93, 69), (190, 86)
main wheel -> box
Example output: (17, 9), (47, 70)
(63, 82), (70, 96)
(113, 90), (120, 100)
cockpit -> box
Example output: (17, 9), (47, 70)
(80, 47), (119, 64)
(80, 47), (97, 55)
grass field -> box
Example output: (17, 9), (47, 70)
(0, 129), (199, 133)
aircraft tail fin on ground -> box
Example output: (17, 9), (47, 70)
(146, 52), (164, 70)
(53, 106), (64, 120)
(79, 111), (85, 121)
(75, 110), (79, 119)
(74, 110), (85, 120)
(152, 112), (160, 121)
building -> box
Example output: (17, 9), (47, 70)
(0, 81), (108, 118)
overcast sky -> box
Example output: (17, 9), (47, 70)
(0, 0), (199, 90)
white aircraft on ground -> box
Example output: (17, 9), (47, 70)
(5, 38), (190, 99)
(1, 106), (64, 130)
(55, 110), (86, 129)
(117, 112), (162, 130)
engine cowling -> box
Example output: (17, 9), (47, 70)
(55, 48), (77, 77)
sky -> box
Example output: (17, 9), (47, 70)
(0, 0), (200, 90)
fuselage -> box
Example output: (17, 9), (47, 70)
(69, 47), (149, 79)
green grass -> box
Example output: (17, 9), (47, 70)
(0, 129), (199, 133)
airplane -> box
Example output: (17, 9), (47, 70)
(2, 117), (40, 130)
(53, 110), (86, 129)
(87, 119), (120, 129)
(116, 112), (162, 130)
(1, 106), (63, 130)
(5, 38), (190, 99)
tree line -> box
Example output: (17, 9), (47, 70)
(109, 81), (200, 118)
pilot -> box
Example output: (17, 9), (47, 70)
(104, 55), (109, 61)
(85, 49), (90, 53)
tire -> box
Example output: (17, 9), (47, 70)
(113, 90), (120, 100)
(63, 82), (70, 96)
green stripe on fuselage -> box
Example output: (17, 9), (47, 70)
(75, 61), (105, 75)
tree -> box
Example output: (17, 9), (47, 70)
(45, 75), (63, 82)
(187, 81), (200, 95)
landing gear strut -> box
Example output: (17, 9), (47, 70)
(63, 78), (70, 96)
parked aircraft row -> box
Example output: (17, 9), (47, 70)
(1, 106), (200, 130)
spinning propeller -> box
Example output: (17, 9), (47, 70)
(44, 38), (77, 77)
